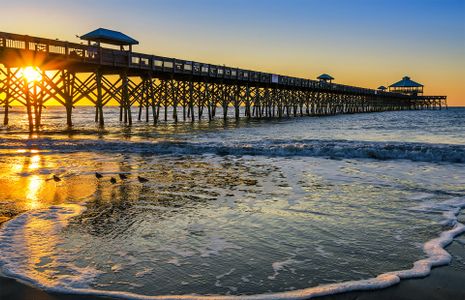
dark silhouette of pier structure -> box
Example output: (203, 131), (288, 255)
(0, 29), (447, 132)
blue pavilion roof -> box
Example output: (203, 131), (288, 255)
(317, 73), (334, 80)
(389, 76), (423, 88)
(80, 28), (139, 46)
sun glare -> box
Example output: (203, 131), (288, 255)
(20, 66), (43, 82)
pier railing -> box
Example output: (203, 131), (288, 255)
(0, 31), (402, 97)
(0, 31), (448, 131)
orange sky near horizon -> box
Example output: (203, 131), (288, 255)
(1, 0), (464, 106)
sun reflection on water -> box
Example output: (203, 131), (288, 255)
(26, 175), (42, 210)
(1, 150), (101, 215)
(29, 154), (41, 171)
(4, 150), (48, 211)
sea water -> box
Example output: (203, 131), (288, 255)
(0, 107), (464, 298)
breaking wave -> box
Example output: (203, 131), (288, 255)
(0, 137), (464, 163)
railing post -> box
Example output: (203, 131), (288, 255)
(99, 46), (103, 65)
(23, 35), (29, 51)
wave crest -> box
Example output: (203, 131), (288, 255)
(0, 137), (464, 163)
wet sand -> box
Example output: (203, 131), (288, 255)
(0, 154), (464, 299)
(1, 241), (464, 300)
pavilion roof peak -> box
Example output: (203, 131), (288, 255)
(389, 76), (423, 88)
(80, 28), (139, 46)
(317, 73), (334, 80)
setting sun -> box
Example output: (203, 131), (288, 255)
(20, 66), (42, 82)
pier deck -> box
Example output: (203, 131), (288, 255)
(0, 31), (447, 131)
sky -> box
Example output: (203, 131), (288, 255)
(2, 0), (465, 106)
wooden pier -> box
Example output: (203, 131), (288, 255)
(0, 30), (447, 131)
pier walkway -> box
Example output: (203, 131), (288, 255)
(0, 30), (447, 131)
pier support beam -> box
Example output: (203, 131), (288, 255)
(63, 71), (75, 128)
(120, 71), (132, 125)
(234, 85), (240, 120)
(32, 80), (43, 130)
(172, 80), (178, 122)
(189, 80), (195, 122)
(3, 68), (11, 125)
(205, 82), (212, 121)
(24, 78), (34, 132)
(95, 69), (104, 127)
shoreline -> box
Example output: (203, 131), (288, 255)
(1, 195), (464, 300)
(1, 239), (464, 300)
(0, 171), (464, 300)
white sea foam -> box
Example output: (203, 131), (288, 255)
(0, 198), (464, 299)
(0, 204), (105, 290)
(268, 258), (299, 280)
(315, 245), (333, 258)
(199, 236), (243, 258)
(215, 268), (235, 280)
(215, 268), (236, 288)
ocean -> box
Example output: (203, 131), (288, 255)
(0, 106), (464, 299)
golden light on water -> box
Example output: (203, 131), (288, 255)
(26, 175), (42, 210)
(28, 154), (41, 171)
(1, 151), (98, 213)
(24, 154), (43, 209)
(5, 151), (47, 210)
